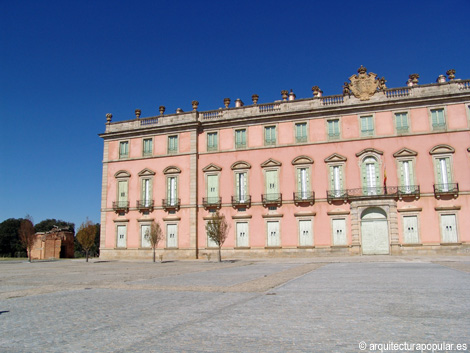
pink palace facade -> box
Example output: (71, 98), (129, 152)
(99, 67), (470, 259)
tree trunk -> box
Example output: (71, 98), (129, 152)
(153, 248), (156, 263)
(86, 250), (89, 262)
(28, 248), (32, 263)
(218, 245), (222, 262)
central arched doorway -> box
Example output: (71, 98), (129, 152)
(361, 207), (389, 254)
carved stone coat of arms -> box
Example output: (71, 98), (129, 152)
(348, 66), (386, 101)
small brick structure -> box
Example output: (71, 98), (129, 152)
(30, 227), (75, 260)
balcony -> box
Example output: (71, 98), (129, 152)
(262, 193), (282, 207)
(162, 198), (180, 211)
(203, 197), (222, 210)
(293, 192), (315, 206)
(231, 195), (251, 209)
(295, 136), (308, 143)
(113, 201), (129, 213)
(326, 189), (348, 204)
(433, 183), (459, 198)
(397, 185), (420, 200)
(136, 200), (154, 212)
(347, 186), (398, 201)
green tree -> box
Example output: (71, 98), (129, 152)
(148, 221), (163, 263)
(205, 211), (229, 262)
(0, 218), (24, 257)
(35, 219), (75, 233)
(19, 215), (35, 262)
(76, 219), (96, 262)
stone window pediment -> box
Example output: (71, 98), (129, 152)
(324, 153), (347, 163)
(202, 163), (222, 172)
(355, 148), (383, 158)
(138, 168), (156, 176)
(163, 166), (181, 174)
(393, 147), (418, 158)
(292, 155), (314, 165)
(114, 170), (131, 178)
(231, 161), (251, 170)
(261, 158), (282, 168)
(429, 144), (455, 155)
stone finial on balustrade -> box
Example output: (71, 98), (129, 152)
(106, 113), (113, 123)
(437, 75), (446, 84)
(408, 74), (419, 86)
(288, 89), (296, 101)
(235, 98), (244, 107)
(281, 90), (289, 101)
(176, 108), (183, 114)
(223, 98), (231, 108)
(342, 82), (350, 96)
(378, 77), (387, 90)
(446, 69), (456, 80)
(159, 106), (165, 115)
(251, 94), (259, 105)
(192, 100), (199, 111)
(135, 109), (141, 119)
(312, 86), (323, 98)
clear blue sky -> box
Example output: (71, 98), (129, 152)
(1, 0), (469, 229)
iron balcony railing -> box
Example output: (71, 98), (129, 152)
(433, 183), (459, 198)
(397, 185), (420, 199)
(136, 200), (154, 211)
(202, 197), (222, 209)
(261, 193), (282, 207)
(293, 191), (315, 206)
(113, 201), (129, 212)
(162, 198), (180, 211)
(231, 195), (251, 208)
(295, 136), (308, 143)
(347, 186), (399, 200)
(326, 189), (348, 203)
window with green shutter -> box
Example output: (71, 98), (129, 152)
(295, 122), (307, 143)
(119, 141), (129, 159)
(327, 120), (340, 139)
(207, 132), (218, 151)
(431, 108), (445, 130)
(265, 170), (279, 200)
(235, 129), (247, 149)
(167, 176), (177, 205)
(235, 172), (247, 202)
(395, 112), (409, 133)
(207, 174), (219, 203)
(264, 126), (276, 145)
(168, 135), (178, 153)
(297, 168), (310, 198)
(360, 116), (374, 136)
(143, 138), (153, 156)
(435, 157), (452, 191)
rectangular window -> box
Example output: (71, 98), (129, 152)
(264, 126), (276, 146)
(327, 120), (340, 139)
(235, 129), (247, 149)
(399, 160), (414, 193)
(141, 178), (152, 206)
(167, 224), (178, 248)
(235, 172), (247, 202)
(141, 224), (151, 248)
(207, 174), (219, 203)
(440, 214), (458, 243)
(167, 177), (177, 205)
(330, 165), (343, 196)
(168, 135), (178, 153)
(360, 116), (374, 136)
(403, 216), (419, 244)
(431, 108), (445, 130)
(119, 141), (129, 159)
(265, 170), (279, 200)
(116, 225), (127, 248)
(143, 138), (153, 156)
(236, 222), (249, 247)
(395, 112), (409, 133)
(267, 221), (280, 247)
(435, 157), (452, 191)
(332, 219), (347, 245)
(207, 132), (218, 151)
(297, 168), (310, 199)
(117, 180), (128, 206)
(299, 219), (313, 246)
(295, 122), (307, 143)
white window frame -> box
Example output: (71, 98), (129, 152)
(430, 107), (446, 131)
(142, 137), (153, 157)
(264, 125), (277, 146)
(298, 218), (314, 247)
(327, 119), (340, 140)
(206, 131), (218, 152)
(234, 128), (247, 149)
(359, 115), (374, 137)
(394, 111), (409, 134)
(294, 122), (308, 143)
(119, 140), (129, 159)
(167, 135), (178, 154)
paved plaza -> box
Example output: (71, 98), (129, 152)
(0, 256), (469, 352)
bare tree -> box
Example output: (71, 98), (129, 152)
(76, 219), (96, 262)
(205, 211), (229, 262)
(19, 215), (35, 262)
(148, 221), (163, 263)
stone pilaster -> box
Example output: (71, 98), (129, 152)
(189, 124), (199, 258)
(99, 140), (109, 253)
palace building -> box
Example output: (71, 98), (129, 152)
(99, 67), (470, 259)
